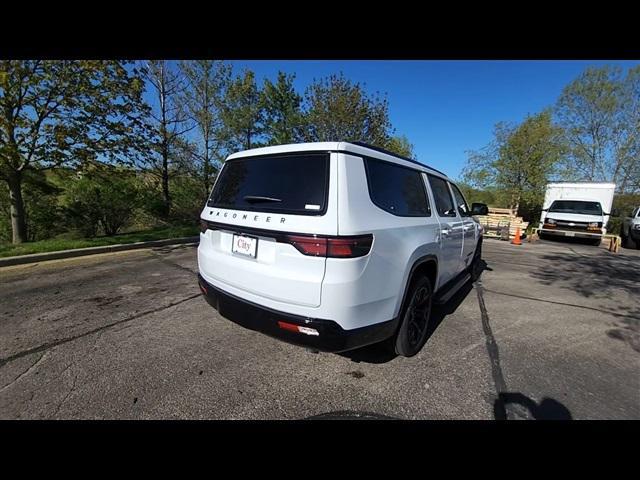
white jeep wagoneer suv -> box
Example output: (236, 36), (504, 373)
(197, 142), (487, 357)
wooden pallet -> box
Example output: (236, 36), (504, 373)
(475, 211), (528, 240)
(488, 207), (518, 216)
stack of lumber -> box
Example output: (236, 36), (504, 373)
(474, 207), (529, 239)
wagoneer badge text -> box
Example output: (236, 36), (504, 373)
(209, 210), (286, 224)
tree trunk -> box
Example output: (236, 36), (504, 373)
(203, 126), (211, 197)
(161, 142), (171, 217)
(7, 173), (28, 244)
(512, 195), (520, 216)
(203, 151), (210, 196)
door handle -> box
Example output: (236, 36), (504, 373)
(441, 227), (451, 236)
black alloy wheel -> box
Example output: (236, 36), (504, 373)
(394, 276), (433, 357)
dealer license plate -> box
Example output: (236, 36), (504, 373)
(232, 234), (258, 258)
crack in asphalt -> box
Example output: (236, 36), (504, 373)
(0, 351), (49, 392)
(52, 370), (79, 419)
(474, 280), (514, 420)
(0, 293), (201, 369)
(150, 251), (198, 276)
(482, 288), (639, 320)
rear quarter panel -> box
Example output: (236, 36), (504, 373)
(326, 153), (442, 328)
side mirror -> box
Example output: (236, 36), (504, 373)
(471, 202), (489, 216)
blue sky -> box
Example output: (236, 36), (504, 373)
(226, 60), (639, 179)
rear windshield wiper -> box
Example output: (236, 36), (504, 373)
(243, 195), (282, 204)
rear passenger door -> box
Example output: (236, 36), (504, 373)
(449, 182), (476, 269)
(427, 174), (464, 285)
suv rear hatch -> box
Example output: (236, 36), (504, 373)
(199, 152), (337, 308)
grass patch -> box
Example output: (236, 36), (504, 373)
(0, 225), (199, 258)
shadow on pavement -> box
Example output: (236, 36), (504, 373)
(530, 250), (640, 345)
(539, 235), (602, 247)
(531, 251), (639, 299)
(494, 392), (573, 420)
(517, 239), (640, 353)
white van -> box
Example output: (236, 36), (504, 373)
(197, 142), (486, 357)
(538, 182), (616, 245)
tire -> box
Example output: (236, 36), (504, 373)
(393, 275), (434, 357)
(622, 230), (636, 249)
(590, 238), (602, 247)
(470, 240), (483, 282)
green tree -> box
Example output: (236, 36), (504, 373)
(0, 60), (151, 243)
(262, 71), (303, 145)
(616, 66), (640, 193)
(178, 60), (231, 198)
(302, 73), (393, 147)
(456, 182), (499, 208)
(385, 135), (415, 158)
(555, 65), (640, 192)
(141, 60), (191, 217)
(220, 70), (264, 151)
(463, 110), (565, 212)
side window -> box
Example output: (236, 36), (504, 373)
(634, 207), (640, 218)
(427, 174), (456, 217)
(364, 158), (431, 217)
(450, 182), (471, 217)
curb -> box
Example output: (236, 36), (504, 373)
(0, 236), (200, 268)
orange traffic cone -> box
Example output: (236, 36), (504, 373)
(511, 227), (522, 245)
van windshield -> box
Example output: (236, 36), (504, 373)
(208, 153), (329, 215)
(548, 200), (603, 215)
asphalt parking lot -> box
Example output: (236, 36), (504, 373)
(1, 237), (638, 420)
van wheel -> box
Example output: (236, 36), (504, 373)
(394, 276), (433, 357)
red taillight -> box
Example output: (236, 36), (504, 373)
(200, 219), (208, 233)
(327, 237), (372, 258)
(282, 234), (373, 258)
(286, 235), (327, 256)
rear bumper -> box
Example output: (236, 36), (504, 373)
(539, 228), (602, 239)
(197, 274), (398, 352)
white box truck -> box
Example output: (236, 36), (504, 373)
(538, 182), (616, 245)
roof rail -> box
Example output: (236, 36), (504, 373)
(348, 141), (447, 176)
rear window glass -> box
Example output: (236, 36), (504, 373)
(364, 158), (430, 217)
(208, 153), (329, 215)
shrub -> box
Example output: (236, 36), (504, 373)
(169, 175), (208, 224)
(64, 167), (142, 237)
